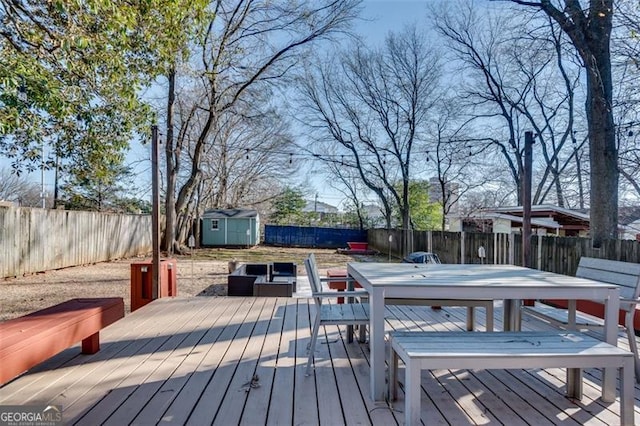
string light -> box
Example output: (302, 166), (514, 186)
(17, 77), (27, 103)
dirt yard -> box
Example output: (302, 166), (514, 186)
(0, 246), (386, 322)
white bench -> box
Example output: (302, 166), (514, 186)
(522, 257), (640, 381)
(385, 298), (494, 332)
(389, 331), (634, 426)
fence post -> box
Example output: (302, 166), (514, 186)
(460, 231), (466, 264)
(537, 234), (543, 270)
(508, 232), (515, 265)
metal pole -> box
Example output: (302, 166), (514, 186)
(522, 131), (533, 269)
(151, 125), (160, 300)
(41, 140), (45, 208)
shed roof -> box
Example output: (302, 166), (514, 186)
(202, 208), (258, 219)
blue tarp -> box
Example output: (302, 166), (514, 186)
(264, 225), (367, 248)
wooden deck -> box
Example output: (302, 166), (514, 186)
(0, 296), (638, 425)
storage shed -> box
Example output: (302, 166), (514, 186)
(201, 209), (260, 247)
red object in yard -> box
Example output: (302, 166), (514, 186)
(131, 259), (177, 311)
(543, 299), (640, 332)
(347, 242), (369, 251)
(326, 268), (362, 304)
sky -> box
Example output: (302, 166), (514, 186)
(4, 0), (438, 209)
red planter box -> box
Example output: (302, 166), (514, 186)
(130, 259), (177, 311)
(347, 242), (368, 251)
(326, 268), (362, 304)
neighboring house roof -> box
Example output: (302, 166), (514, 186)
(483, 204), (590, 231)
(460, 204), (639, 238)
(479, 212), (562, 229)
(361, 204), (384, 218)
(302, 200), (338, 213)
(202, 208), (258, 219)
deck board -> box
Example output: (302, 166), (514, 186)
(0, 296), (637, 425)
(263, 300), (297, 426)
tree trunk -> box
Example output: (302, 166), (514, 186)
(533, 0), (618, 246)
(585, 47), (618, 245)
(162, 68), (177, 253)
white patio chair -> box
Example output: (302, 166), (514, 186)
(304, 254), (370, 376)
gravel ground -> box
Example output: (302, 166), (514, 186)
(0, 246), (385, 322)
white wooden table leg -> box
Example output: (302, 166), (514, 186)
(567, 299), (577, 329)
(370, 287), (386, 401)
(466, 306), (474, 331)
(602, 290), (620, 402)
(503, 299), (519, 331)
(566, 368), (583, 400)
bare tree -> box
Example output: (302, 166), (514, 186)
(161, 0), (361, 252)
(202, 103), (296, 207)
(324, 163), (369, 230)
(427, 99), (495, 231)
(297, 26), (442, 255)
(611, 2), (640, 202)
(0, 168), (42, 207)
(509, 0), (619, 246)
(433, 4), (584, 211)
(432, 5), (526, 203)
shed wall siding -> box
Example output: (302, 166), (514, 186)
(201, 217), (258, 246)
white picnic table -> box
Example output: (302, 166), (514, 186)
(346, 263), (621, 402)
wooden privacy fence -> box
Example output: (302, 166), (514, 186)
(1, 206), (152, 278)
(368, 228), (640, 273)
(369, 229), (513, 265)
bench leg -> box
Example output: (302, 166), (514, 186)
(486, 303), (494, 332)
(389, 344), (398, 401)
(358, 324), (367, 343)
(466, 307), (474, 331)
(404, 360), (421, 426)
(621, 358), (634, 426)
(566, 368), (583, 400)
(82, 332), (100, 354)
